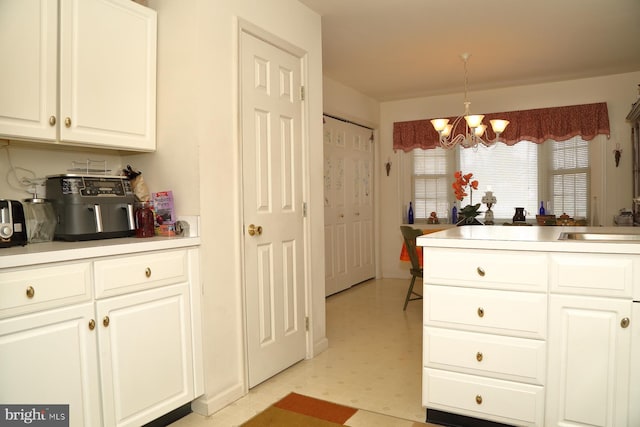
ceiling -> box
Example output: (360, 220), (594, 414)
(298, 0), (640, 102)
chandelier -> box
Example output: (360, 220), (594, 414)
(430, 53), (509, 149)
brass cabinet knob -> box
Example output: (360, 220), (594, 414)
(88, 319), (96, 331)
(477, 307), (484, 318)
(49, 116), (56, 126)
(476, 352), (483, 362)
(26, 286), (35, 299)
(248, 224), (263, 236)
(475, 395), (483, 405)
(621, 317), (630, 328)
(103, 316), (110, 327)
(476, 267), (485, 277)
(145, 267), (151, 278)
(64, 117), (71, 127)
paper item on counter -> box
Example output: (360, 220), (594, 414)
(152, 191), (175, 235)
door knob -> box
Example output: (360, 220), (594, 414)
(248, 224), (263, 236)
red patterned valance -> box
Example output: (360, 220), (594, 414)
(393, 102), (610, 152)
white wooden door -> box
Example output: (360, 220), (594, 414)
(0, 0), (57, 141)
(546, 295), (632, 427)
(241, 30), (307, 388)
(323, 116), (375, 296)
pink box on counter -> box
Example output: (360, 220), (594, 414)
(152, 191), (176, 235)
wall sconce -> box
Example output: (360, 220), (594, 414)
(613, 142), (622, 167)
(385, 158), (392, 176)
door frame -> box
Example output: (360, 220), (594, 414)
(236, 19), (313, 389)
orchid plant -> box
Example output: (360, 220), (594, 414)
(452, 171), (482, 223)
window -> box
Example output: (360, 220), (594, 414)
(412, 147), (450, 221)
(548, 136), (589, 218)
(459, 141), (539, 220)
(410, 137), (590, 222)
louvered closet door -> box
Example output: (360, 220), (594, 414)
(323, 116), (375, 296)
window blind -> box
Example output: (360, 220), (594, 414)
(413, 148), (449, 221)
(459, 141), (539, 220)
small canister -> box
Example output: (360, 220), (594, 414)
(135, 201), (155, 238)
(23, 198), (56, 242)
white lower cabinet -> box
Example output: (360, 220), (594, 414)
(0, 302), (102, 426)
(423, 368), (544, 426)
(422, 247), (636, 427)
(97, 283), (194, 427)
(423, 248), (547, 427)
(546, 264), (633, 427)
(0, 245), (202, 427)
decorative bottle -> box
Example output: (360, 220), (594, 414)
(539, 201), (545, 215)
(407, 202), (414, 224)
(451, 201), (458, 224)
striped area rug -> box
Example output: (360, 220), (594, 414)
(240, 392), (434, 427)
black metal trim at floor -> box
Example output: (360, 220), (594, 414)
(142, 403), (192, 427)
(427, 409), (515, 427)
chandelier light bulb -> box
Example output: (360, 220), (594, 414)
(442, 124), (453, 137)
(474, 124), (487, 137)
(464, 114), (484, 129)
(430, 118), (449, 132)
(490, 119), (509, 135)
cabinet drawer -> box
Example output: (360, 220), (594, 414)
(424, 285), (547, 339)
(0, 262), (92, 318)
(94, 249), (188, 298)
(423, 368), (544, 426)
(424, 327), (546, 385)
(550, 253), (636, 298)
(424, 248), (547, 292)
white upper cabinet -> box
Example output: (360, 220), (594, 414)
(0, 0), (157, 151)
(0, 0), (58, 140)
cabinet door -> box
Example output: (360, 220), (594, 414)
(0, 0), (57, 141)
(0, 303), (101, 426)
(59, 0), (157, 151)
(546, 295), (632, 427)
(96, 283), (194, 427)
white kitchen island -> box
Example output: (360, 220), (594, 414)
(0, 236), (203, 427)
(418, 226), (640, 427)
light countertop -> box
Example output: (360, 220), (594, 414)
(0, 236), (201, 269)
(417, 226), (640, 254)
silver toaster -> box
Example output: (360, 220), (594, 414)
(46, 175), (136, 241)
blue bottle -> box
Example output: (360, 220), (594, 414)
(539, 201), (545, 215)
(408, 202), (414, 224)
(451, 201), (458, 224)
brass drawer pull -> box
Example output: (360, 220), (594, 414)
(476, 351), (483, 362)
(477, 307), (484, 318)
(88, 319), (96, 331)
(476, 395), (483, 405)
(49, 115), (56, 126)
(103, 316), (110, 327)
(26, 286), (35, 299)
(476, 267), (485, 277)
(64, 117), (71, 127)
(145, 267), (151, 278)
(621, 317), (630, 328)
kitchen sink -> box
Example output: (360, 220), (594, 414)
(559, 232), (640, 241)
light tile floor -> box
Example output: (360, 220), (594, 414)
(171, 278), (425, 426)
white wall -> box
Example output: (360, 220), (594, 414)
(378, 71), (640, 279)
(141, 0), (325, 415)
(323, 76), (380, 129)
